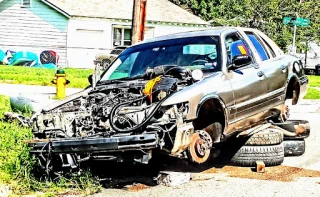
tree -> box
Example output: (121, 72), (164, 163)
(169, 0), (320, 51)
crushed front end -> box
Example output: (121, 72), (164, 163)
(24, 66), (212, 176)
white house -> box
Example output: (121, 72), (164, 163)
(0, 0), (209, 68)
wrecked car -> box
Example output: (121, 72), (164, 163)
(12, 27), (309, 174)
(94, 46), (127, 70)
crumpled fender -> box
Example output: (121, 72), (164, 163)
(161, 72), (227, 120)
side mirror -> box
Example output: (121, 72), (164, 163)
(88, 74), (93, 85)
(228, 55), (252, 70)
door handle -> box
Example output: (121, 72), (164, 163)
(281, 64), (288, 70)
(257, 71), (264, 77)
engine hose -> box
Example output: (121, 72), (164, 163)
(109, 94), (172, 133)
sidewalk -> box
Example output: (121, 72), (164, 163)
(290, 99), (320, 113)
(0, 83), (83, 97)
(0, 83), (84, 112)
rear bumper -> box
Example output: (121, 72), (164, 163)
(28, 133), (158, 154)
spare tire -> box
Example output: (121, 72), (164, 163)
(244, 129), (283, 146)
(231, 143), (284, 167)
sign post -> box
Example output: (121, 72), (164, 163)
(282, 17), (310, 53)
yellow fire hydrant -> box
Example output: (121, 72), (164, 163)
(51, 68), (70, 99)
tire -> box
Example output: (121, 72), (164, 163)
(283, 139), (305, 157)
(244, 129), (283, 146)
(231, 143), (284, 167)
(272, 120), (310, 140)
(273, 120), (309, 133)
(101, 59), (111, 70)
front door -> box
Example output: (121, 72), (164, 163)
(223, 32), (268, 126)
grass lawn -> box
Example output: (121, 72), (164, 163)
(1, 65), (320, 99)
(304, 87), (320, 99)
(0, 65), (93, 88)
(308, 75), (320, 87)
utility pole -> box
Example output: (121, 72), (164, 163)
(131, 0), (147, 45)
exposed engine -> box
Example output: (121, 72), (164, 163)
(32, 66), (193, 139)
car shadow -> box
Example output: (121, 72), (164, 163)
(87, 139), (244, 190)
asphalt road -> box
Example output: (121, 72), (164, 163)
(90, 104), (320, 197)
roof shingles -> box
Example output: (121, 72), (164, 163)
(45, 0), (208, 25)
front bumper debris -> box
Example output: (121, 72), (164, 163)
(28, 133), (158, 154)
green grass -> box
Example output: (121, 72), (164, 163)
(0, 95), (101, 195)
(1, 65), (320, 99)
(307, 75), (320, 87)
(0, 65), (93, 88)
(304, 87), (320, 99)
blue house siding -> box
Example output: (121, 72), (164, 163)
(0, 0), (68, 66)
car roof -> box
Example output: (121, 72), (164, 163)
(137, 26), (257, 45)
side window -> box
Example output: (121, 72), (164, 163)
(259, 37), (277, 58)
(245, 31), (278, 60)
(245, 32), (270, 61)
(225, 33), (253, 65)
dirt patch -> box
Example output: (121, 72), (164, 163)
(218, 165), (320, 182)
(124, 183), (150, 191)
(201, 167), (217, 174)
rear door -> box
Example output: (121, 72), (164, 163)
(244, 31), (288, 104)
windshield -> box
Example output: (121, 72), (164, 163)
(101, 36), (221, 81)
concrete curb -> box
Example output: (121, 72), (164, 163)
(290, 99), (320, 113)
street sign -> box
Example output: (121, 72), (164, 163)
(283, 17), (310, 26)
(295, 18), (310, 26)
(282, 17), (292, 25)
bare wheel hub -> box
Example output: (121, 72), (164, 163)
(280, 104), (290, 122)
(195, 139), (207, 157)
(187, 130), (213, 164)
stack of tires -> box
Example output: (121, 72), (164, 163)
(231, 129), (284, 167)
(231, 120), (308, 167)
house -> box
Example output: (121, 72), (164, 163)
(0, 0), (209, 68)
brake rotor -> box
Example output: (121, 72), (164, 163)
(187, 131), (212, 164)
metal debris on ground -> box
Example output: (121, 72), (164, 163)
(123, 183), (150, 191)
(156, 171), (191, 187)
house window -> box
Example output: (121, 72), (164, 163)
(21, 0), (31, 7)
(113, 27), (132, 47)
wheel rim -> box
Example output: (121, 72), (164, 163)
(187, 131), (212, 164)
